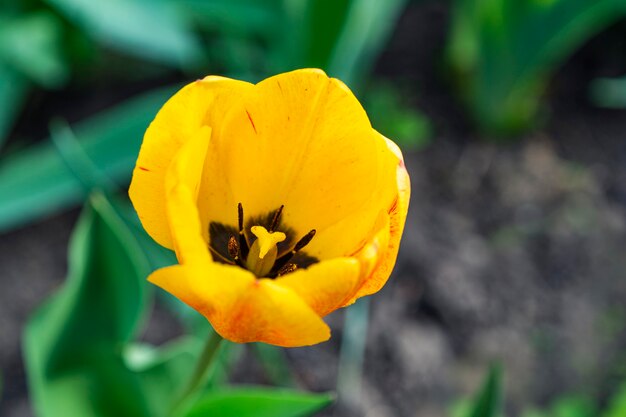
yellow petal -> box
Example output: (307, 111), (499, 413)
(148, 261), (254, 330)
(129, 76), (252, 249)
(149, 262), (329, 347)
(197, 69), (399, 259)
(164, 126), (213, 264)
(349, 138), (411, 301)
(275, 258), (361, 317)
(340, 213), (390, 307)
(305, 131), (397, 260)
(221, 279), (330, 347)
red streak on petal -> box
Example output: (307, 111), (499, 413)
(138, 166), (150, 172)
(246, 110), (257, 134)
(387, 196), (399, 215)
(348, 240), (368, 257)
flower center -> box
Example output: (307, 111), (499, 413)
(208, 204), (317, 278)
(245, 226), (286, 277)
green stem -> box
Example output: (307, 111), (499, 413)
(170, 331), (224, 416)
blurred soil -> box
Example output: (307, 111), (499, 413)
(2, 2), (626, 417)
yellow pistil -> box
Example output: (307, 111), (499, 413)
(245, 226), (286, 277)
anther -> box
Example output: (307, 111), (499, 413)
(238, 203), (244, 233)
(293, 229), (316, 253)
(237, 202), (249, 259)
(269, 205), (284, 232)
(277, 263), (298, 276)
(271, 229), (317, 275)
(228, 235), (240, 261)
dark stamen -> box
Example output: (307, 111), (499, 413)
(271, 229), (316, 275)
(238, 203), (244, 232)
(277, 263), (298, 276)
(228, 235), (240, 261)
(208, 246), (235, 265)
(294, 229), (316, 252)
(237, 202), (249, 260)
(269, 205), (284, 232)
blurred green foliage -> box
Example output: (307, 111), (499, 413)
(0, 0), (201, 150)
(0, 86), (177, 232)
(603, 383), (626, 417)
(184, 388), (334, 417)
(451, 365), (503, 417)
(0, 11), (65, 146)
(453, 366), (626, 417)
(43, 0), (202, 67)
(24, 192), (154, 416)
(521, 396), (597, 417)
(366, 82), (432, 150)
(279, 0), (406, 87)
(446, 0), (626, 137)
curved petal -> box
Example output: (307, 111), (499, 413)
(163, 126), (213, 264)
(349, 139), (411, 301)
(148, 262), (253, 331)
(307, 131), (398, 259)
(198, 69), (399, 259)
(130, 76), (253, 249)
(149, 262), (329, 347)
(275, 258), (361, 316)
(221, 279), (330, 346)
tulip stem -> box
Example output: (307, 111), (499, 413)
(170, 330), (224, 415)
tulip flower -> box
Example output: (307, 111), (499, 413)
(129, 69), (409, 347)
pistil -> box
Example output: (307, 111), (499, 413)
(245, 226), (286, 277)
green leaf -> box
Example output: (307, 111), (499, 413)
(124, 334), (245, 414)
(283, 0), (352, 71)
(184, 388), (334, 417)
(0, 85), (178, 233)
(43, 0), (202, 67)
(49, 119), (119, 193)
(464, 365), (503, 417)
(23, 192), (153, 417)
(0, 11), (66, 150)
(447, 0), (626, 136)
(179, 0), (281, 37)
(279, 0), (406, 87)
(111, 196), (177, 271)
(0, 65), (28, 151)
(326, 0), (407, 87)
(550, 396), (595, 417)
(124, 338), (204, 414)
(0, 12), (69, 88)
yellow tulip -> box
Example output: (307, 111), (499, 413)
(129, 69), (410, 347)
